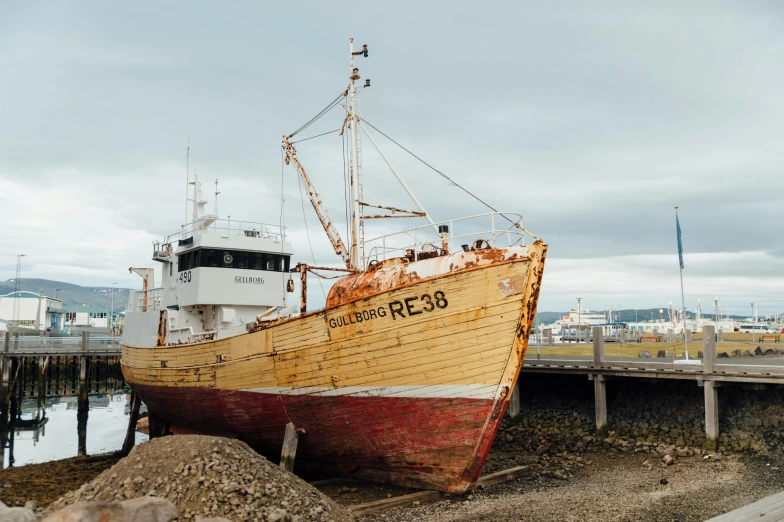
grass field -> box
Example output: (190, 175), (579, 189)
(530, 340), (779, 359)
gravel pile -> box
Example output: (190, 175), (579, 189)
(45, 435), (353, 522)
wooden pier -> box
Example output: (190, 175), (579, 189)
(0, 332), (124, 466)
(707, 490), (784, 521)
(512, 326), (784, 450)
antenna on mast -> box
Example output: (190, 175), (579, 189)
(185, 137), (190, 225)
(214, 179), (220, 217)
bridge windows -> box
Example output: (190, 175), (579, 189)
(178, 249), (290, 273)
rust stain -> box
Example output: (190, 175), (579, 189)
(326, 245), (535, 308)
(156, 310), (167, 347)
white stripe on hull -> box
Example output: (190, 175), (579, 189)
(240, 384), (498, 400)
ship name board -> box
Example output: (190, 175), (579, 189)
(234, 276), (265, 284)
(329, 291), (448, 329)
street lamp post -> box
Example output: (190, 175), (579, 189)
(577, 297), (582, 343)
(111, 282), (117, 335)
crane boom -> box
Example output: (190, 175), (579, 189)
(282, 137), (352, 269)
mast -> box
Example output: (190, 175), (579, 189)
(676, 207), (689, 360)
(348, 38), (362, 270)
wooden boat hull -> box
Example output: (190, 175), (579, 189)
(122, 241), (546, 493)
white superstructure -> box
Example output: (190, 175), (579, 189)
(122, 178), (294, 348)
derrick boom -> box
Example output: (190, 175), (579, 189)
(282, 137), (352, 269)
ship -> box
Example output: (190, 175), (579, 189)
(121, 39), (546, 493)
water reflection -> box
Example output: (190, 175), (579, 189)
(3, 394), (148, 467)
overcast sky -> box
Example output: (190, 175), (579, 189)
(1, 2), (782, 316)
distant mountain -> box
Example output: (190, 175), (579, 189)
(0, 279), (134, 313)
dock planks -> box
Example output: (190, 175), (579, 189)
(706, 491), (784, 522)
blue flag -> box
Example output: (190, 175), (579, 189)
(676, 214), (684, 269)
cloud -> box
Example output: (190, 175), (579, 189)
(1, 1), (782, 314)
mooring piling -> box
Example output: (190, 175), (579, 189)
(121, 391), (142, 456)
(591, 327), (608, 437)
(77, 333), (91, 457)
(701, 325), (720, 451)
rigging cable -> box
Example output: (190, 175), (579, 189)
(293, 156), (327, 300)
(288, 90), (347, 139)
(280, 148), (288, 304)
(361, 119), (515, 225)
(291, 128), (341, 144)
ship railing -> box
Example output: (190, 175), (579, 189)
(362, 212), (532, 266)
(128, 288), (162, 313)
(166, 219), (286, 244)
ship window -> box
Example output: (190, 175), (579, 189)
(250, 253), (263, 270)
(178, 249), (291, 272)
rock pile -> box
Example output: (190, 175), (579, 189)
(45, 435), (353, 522)
(0, 500), (36, 521)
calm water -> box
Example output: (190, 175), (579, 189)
(3, 394), (148, 467)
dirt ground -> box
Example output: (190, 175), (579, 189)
(356, 451), (784, 522)
(0, 452), (121, 508)
(3, 442), (784, 521)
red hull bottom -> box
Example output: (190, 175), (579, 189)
(133, 384), (502, 492)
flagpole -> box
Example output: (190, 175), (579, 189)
(676, 206), (689, 360)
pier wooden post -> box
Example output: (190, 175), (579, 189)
(280, 422), (303, 473)
(77, 355), (90, 457)
(507, 381), (520, 419)
(36, 356), (48, 421)
(8, 363), (19, 468)
(592, 327), (604, 367)
(593, 375), (608, 437)
(701, 325), (719, 451)
(3, 333), (8, 353)
(591, 328), (608, 436)
(121, 391), (142, 456)
(704, 381), (719, 451)
(703, 326), (716, 373)
(0, 357), (9, 468)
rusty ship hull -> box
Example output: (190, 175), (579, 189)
(121, 241), (546, 493)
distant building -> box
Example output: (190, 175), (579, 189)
(64, 305), (113, 329)
(0, 291), (65, 332)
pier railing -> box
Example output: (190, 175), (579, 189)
(2, 333), (122, 355)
